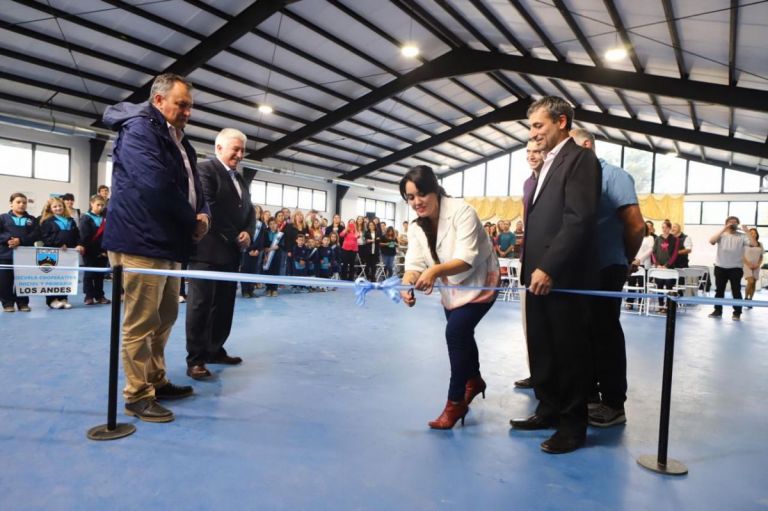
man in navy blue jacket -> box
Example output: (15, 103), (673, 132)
(103, 73), (210, 423)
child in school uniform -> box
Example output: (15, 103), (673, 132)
(291, 235), (309, 277)
(241, 206), (265, 298)
(328, 232), (341, 279)
(379, 226), (398, 278)
(0, 193), (40, 312)
(316, 235), (335, 279)
(79, 194), (110, 305)
(262, 218), (284, 297)
(40, 197), (84, 309)
(305, 237), (321, 291)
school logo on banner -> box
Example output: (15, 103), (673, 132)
(13, 247), (79, 296)
(36, 248), (59, 273)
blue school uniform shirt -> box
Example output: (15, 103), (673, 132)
(596, 158), (639, 269)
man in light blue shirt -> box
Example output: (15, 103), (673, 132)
(570, 128), (645, 428)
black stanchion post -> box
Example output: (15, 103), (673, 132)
(637, 296), (687, 475)
(87, 264), (136, 440)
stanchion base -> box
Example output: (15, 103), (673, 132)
(87, 423), (136, 441)
(637, 455), (688, 475)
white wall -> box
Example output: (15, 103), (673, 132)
(0, 124), (92, 216)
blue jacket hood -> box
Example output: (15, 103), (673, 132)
(102, 101), (156, 130)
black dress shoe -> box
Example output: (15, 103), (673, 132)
(208, 354), (243, 365)
(186, 364), (212, 380)
(509, 414), (559, 430)
(540, 430), (585, 454)
(155, 381), (194, 399)
(124, 398), (174, 423)
(514, 377), (532, 388)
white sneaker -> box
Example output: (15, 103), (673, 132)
(178, 295), (186, 303)
(49, 299), (64, 309)
(61, 300), (73, 309)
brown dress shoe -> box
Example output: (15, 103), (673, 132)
(186, 364), (212, 380)
(208, 354), (243, 365)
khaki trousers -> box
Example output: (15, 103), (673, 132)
(108, 252), (181, 403)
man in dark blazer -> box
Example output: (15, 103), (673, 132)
(510, 96), (602, 454)
(186, 128), (255, 379)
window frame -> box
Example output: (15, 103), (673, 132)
(0, 136), (71, 182)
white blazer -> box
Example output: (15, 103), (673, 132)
(405, 198), (499, 310)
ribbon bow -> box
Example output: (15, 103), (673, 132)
(354, 276), (403, 306)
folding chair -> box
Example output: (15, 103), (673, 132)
(646, 268), (680, 316)
(498, 258), (512, 301)
(677, 267), (708, 304)
(354, 253), (367, 279)
(622, 267), (646, 315)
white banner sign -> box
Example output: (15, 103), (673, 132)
(13, 246), (79, 296)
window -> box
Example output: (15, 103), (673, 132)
(723, 169), (760, 193)
(283, 186), (298, 208)
(0, 139), (32, 177)
(297, 188), (312, 209)
(105, 158), (113, 188)
(596, 141), (622, 168)
(701, 201), (728, 224)
(758, 202), (768, 227)
(266, 182), (282, 206)
(0, 138), (70, 182)
(442, 172), (462, 197)
(486, 154), (510, 197)
(34, 145), (70, 182)
(653, 154), (686, 194)
(357, 197), (396, 227)
(687, 161), (722, 193)
(250, 181), (265, 204)
(684, 201), (701, 225)
(462, 164), (485, 197)
(622, 147), (653, 194)
(312, 190), (326, 211)
(509, 147), (527, 196)
(249, 179), (327, 212)
(729, 202), (756, 225)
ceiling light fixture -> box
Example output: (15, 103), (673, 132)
(258, 104), (274, 115)
(401, 44), (420, 58)
(439, 164), (449, 170)
(604, 46), (627, 62)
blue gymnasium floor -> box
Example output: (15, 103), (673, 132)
(1, 284), (767, 511)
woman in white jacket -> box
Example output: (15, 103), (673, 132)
(399, 166), (500, 429)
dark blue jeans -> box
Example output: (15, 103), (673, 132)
(443, 300), (495, 402)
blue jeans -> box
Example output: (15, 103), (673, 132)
(443, 300), (495, 402)
(382, 254), (395, 278)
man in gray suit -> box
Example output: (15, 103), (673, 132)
(509, 97), (601, 454)
(186, 128), (255, 379)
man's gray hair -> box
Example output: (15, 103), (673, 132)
(527, 96), (574, 130)
(215, 128), (247, 147)
(569, 127), (595, 146)
(149, 73), (193, 102)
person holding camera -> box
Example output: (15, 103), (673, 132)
(708, 216), (756, 320)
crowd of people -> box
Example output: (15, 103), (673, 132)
(1, 77), (765, 455)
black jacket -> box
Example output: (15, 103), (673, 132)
(0, 212), (39, 260)
(191, 158), (255, 268)
(41, 217), (81, 249)
(521, 138), (601, 289)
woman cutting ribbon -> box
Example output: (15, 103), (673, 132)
(399, 166), (500, 429)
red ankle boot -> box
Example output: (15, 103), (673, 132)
(428, 400), (469, 429)
(464, 376), (486, 405)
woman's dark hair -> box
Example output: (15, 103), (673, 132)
(399, 166), (448, 264)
